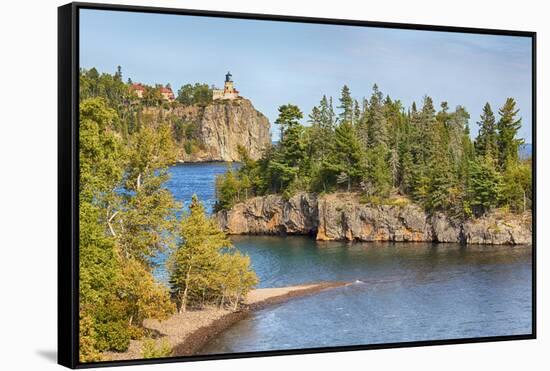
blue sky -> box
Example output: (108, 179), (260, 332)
(80, 9), (532, 142)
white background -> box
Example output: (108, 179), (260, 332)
(0, 0), (546, 370)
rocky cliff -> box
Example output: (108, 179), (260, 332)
(173, 98), (271, 162)
(215, 192), (532, 245)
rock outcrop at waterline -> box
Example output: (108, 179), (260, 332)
(215, 192), (532, 245)
(216, 193), (319, 236)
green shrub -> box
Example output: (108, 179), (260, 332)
(184, 121), (199, 140)
(79, 313), (102, 362)
(94, 320), (131, 352)
(141, 339), (172, 359)
(184, 141), (193, 155)
(359, 195), (382, 206)
(384, 197), (411, 207)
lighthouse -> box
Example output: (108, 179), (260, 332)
(213, 71), (240, 100)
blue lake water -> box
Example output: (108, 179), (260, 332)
(166, 162), (238, 214)
(164, 163), (533, 355)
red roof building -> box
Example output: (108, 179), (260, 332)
(129, 83), (146, 98)
(159, 86), (175, 101)
(129, 83), (175, 101)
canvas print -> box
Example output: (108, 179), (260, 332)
(76, 7), (533, 364)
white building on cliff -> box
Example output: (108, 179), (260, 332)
(213, 72), (240, 100)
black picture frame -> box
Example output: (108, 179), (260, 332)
(58, 2), (537, 368)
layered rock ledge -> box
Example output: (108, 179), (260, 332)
(215, 192), (532, 245)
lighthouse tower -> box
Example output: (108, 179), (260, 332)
(213, 72), (240, 100)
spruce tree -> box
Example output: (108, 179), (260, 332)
(383, 96), (402, 151)
(420, 95), (437, 162)
(328, 96), (337, 127)
(333, 121), (366, 191)
(447, 106), (470, 166)
(319, 95), (336, 132)
(356, 97), (369, 147)
(367, 84), (388, 149)
(353, 99), (361, 126)
(475, 102), (498, 161)
(308, 105), (321, 126)
(269, 105), (306, 193)
(467, 158), (503, 216)
(338, 85), (354, 123)
(497, 98), (523, 169)
(367, 145), (392, 197)
(308, 104), (332, 163)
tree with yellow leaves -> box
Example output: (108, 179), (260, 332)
(169, 195), (257, 312)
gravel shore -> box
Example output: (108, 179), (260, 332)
(104, 281), (348, 361)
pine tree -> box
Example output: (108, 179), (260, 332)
(427, 151), (455, 212)
(338, 85), (354, 123)
(308, 105), (321, 126)
(497, 98), (523, 169)
(353, 99), (361, 126)
(356, 97), (369, 146)
(383, 96), (402, 151)
(408, 96), (439, 205)
(420, 96), (437, 162)
(475, 102), (498, 161)
(467, 157), (503, 216)
(367, 84), (388, 149)
(447, 106), (470, 166)
(328, 96), (337, 128)
(308, 105), (325, 162)
(333, 121), (366, 191)
(115, 65), (122, 81)
(275, 104), (303, 141)
(269, 105), (306, 193)
(319, 95), (336, 132)
(281, 123), (306, 169)
(367, 145), (392, 197)
(318, 95), (331, 128)
(389, 148), (399, 188)
(423, 102), (455, 211)
(437, 101), (450, 122)
(397, 121), (414, 194)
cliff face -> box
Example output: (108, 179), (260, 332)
(316, 194), (434, 242)
(215, 192), (532, 245)
(216, 193), (319, 235)
(180, 98), (271, 162)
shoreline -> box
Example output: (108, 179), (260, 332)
(104, 281), (349, 361)
(215, 192), (532, 245)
